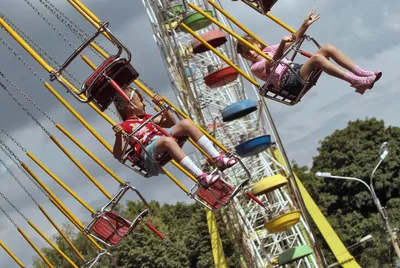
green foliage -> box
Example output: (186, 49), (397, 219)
(33, 201), (240, 268)
(294, 118), (400, 267)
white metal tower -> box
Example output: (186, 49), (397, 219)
(142, 0), (319, 267)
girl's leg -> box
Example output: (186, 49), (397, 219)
(300, 54), (376, 90)
(170, 119), (237, 170)
(316, 44), (379, 77)
(153, 137), (218, 186)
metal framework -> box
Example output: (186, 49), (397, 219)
(142, 0), (318, 267)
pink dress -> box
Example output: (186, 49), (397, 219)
(250, 45), (293, 89)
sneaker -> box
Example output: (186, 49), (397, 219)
(213, 155), (238, 171)
(197, 172), (220, 188)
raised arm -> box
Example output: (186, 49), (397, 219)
(294, 10), (320, 40)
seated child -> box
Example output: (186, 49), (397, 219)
(113, 87), (237, 187)
(236, 10), (382, 95)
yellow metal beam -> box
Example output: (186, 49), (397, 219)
(189, 2), (271, 62)
(28, 221), (78, 268)
(49, 135), (112, 199)
(180, 23), (260, 88)
(208, 0), (268, 48)
(273, 149), (361, 268)
(0, 241), (25, 267)
(17, 227), (54, 268)
(38, 205), (86, 261)
(206, 209), (227, 268)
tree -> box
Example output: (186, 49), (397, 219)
(33, 201), (240, 267)
(295, 118), (400, 267)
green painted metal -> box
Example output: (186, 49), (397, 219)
(278, 245), (314, 265)
(166, 4), (185, 18)
(180, 11), (213, 32)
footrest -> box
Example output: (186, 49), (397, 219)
(235, 135), (272, 157)
(91, 211), (131, 246)
(196, 178), (249, 210)
(222, 99), (257, 122)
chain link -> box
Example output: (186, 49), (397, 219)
(0, 143), (48, 197)
(0, 139), (22, 163)
(0, 35), (46, 83)
(0, 191), (29, 222)
(0, 204), (18, 229)
(0, 126), (27, 153)
(0, 158), (40, 206)
(0, 80), (52, 136)
(0, 71), (57, 126)
(0, 15), (82, 85)
(38, 0), (112, 57)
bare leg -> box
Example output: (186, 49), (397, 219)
(300, 53), (346, 80)
(169, 119), (203, 141)
(154, 137), (187, 162)
(315, 44), (355, 71)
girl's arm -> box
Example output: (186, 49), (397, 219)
(152, 94), (176, 128)
(294, 10), (320, 40)
(272, 35), (296, 61)
(113, 125), (127, 159)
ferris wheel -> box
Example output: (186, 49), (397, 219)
(142, 0), (319, 266)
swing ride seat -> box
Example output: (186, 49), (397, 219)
(82, 56), (139, 111)
(235, 135), (272, 157)
(82, 250), (118, 268)
(221, 99), (258, 122)
(123, 136), (188, 178)
(233, 0), (279, 14)
(259, 35), (323, 106)
(50, 21), (138, 111)
(85, 183), (156, 247)
(192, 177), (250, 211)
(118, 108), (188, 177)
(259, 67), (322, 106)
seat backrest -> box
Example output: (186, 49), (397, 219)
(92, 211), (131, 246)
(83, 57), (140, 111)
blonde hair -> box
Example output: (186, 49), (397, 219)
(236, 34), (266, 58)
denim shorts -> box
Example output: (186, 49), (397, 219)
(141, 127), (175, 177)
(280, 63), (304, 97)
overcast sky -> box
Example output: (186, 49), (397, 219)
(0, 0), (399, 266)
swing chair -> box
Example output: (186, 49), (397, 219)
(259, 35), (322, 106)
(116, 95), (250, 212)
(82, 249), (118, 268)
(84, 182), (164, 247)
(50, 22), (139, 112)
(232, 0), (279, 14)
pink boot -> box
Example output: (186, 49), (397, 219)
(213, 155), (238, 171)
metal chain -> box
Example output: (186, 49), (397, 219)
(23, 0), (77, 50)
(0, 71), (57, 126)
(0, 157), (40, 207)
(0, 35), (46, 84)
(0, 126), (27, 153)
(0, 204), (18, 229)
(0, 139), (23, 163)
(39, 0), (112, 57)
(35, 0), (106, 60)
(0, 143), (48, 197)
(0, 30), (119, 120)
(0, 191), (29, 222)
(0, 80), (51, 136)
(0, 15), (82, 85)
